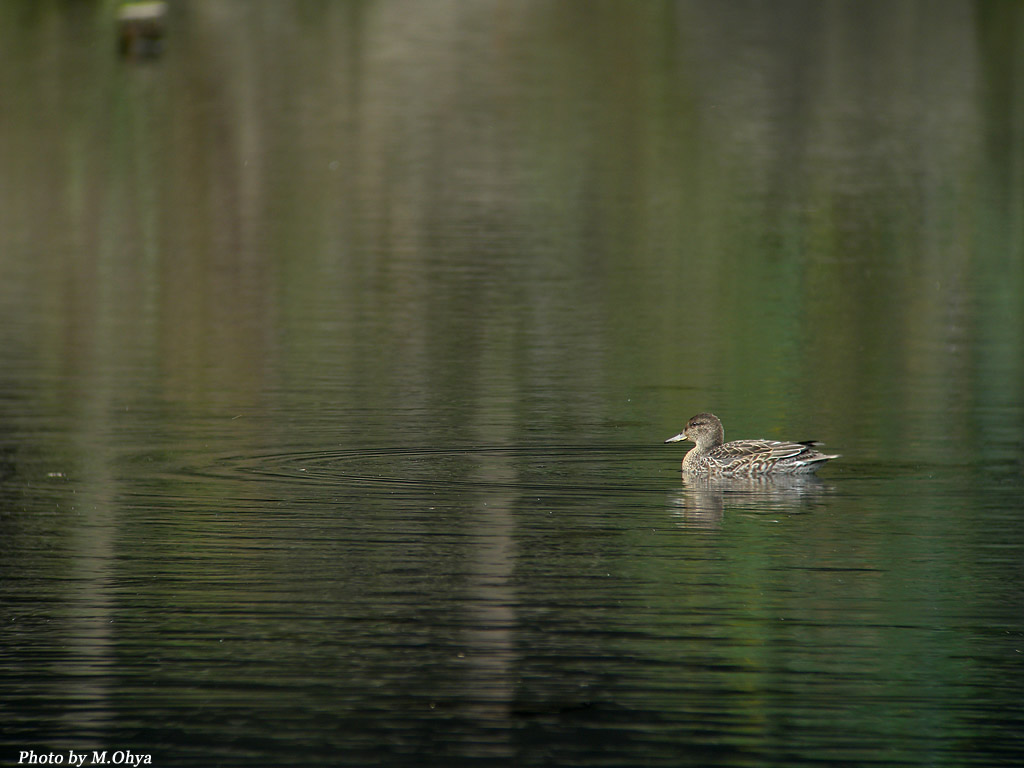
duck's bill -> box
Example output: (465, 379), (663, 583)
(664, 432), (688, 443)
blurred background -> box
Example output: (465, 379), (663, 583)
(2, 1), (1023, 766)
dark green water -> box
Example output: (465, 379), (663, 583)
(2, 1), (1023, 766)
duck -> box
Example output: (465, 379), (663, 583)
(665, 412), (838, 476)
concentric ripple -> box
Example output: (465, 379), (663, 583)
(189, 444), (674, 500)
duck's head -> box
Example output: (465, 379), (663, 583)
(665, 412), (725, 448)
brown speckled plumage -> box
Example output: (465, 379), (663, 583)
(665, 413), (838, 476)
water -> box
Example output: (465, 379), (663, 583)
(2, 1), (1024, 766)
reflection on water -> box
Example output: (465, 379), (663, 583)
(668, 474), (832, 528)
(3, 1), (1024, 766)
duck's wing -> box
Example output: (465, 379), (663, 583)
(708, 439), (822, 472)
(712, 439), (806, 459)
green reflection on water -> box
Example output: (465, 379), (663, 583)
(1, 1), (1021, 459)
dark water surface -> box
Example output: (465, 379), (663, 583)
(3, 1), (1024, 766)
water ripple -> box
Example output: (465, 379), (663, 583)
(184, 444), (675, 499)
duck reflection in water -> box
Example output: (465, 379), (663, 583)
(668, 473), (832, 528)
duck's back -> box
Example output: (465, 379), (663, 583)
(697, 439), (837, 476)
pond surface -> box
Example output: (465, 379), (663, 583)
(2, 1), (1024, 766)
